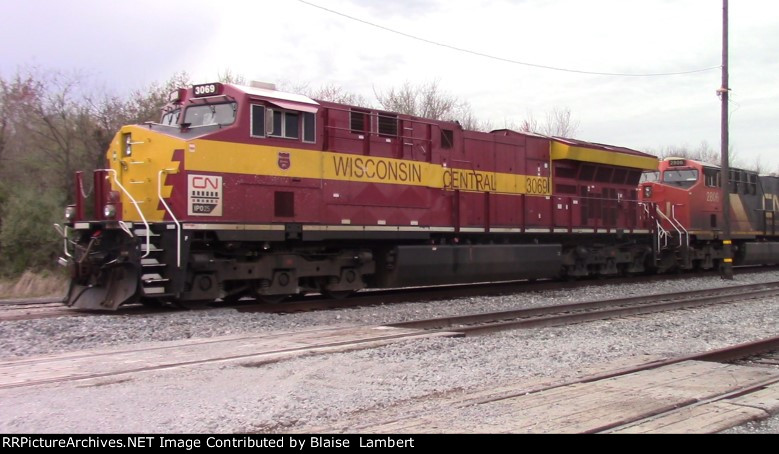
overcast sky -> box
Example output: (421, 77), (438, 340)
(2, 0), (777, 169)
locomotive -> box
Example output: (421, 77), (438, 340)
(54, 81), (775, 311)
(639, 157), (779, 271)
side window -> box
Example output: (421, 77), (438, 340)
(251, 105), (265, 137)
(284, 112), (300, 139)
(256, 105), (316, 143)
(303, 112), (315, 143)
(270, 110), (300, 139)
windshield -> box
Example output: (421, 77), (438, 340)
(662, 169), (699, 188)
(160, 108), (180, 126)
(184, 102), (237, 127)
(640, 171), (660, 183)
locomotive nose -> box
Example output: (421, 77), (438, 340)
(640, 182), (664, 201)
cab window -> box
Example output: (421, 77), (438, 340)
(640, 171), (659, 183)
(662, 169), (698, 188)
(184, 102), (237, 127)
(160, 108), (180, 126)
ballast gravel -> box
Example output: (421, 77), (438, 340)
(0, 271), (777, 433)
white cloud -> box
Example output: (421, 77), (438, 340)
(3, 0), (778, 168)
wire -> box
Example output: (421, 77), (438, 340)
(298, 0), (721, 77)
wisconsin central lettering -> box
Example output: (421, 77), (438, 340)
(332, 156), (422, 183)
(443, 168), (496, 191)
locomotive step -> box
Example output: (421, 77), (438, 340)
(140, 243), (164, 252)
(142, 287), (168, 295)
(141, 273), (169, 284)
(140, 258), (166, 268)
(133, 229), (160, 237)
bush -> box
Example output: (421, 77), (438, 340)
(0, 187), (64, 276)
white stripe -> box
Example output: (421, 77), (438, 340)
(183, 223), (284, 231)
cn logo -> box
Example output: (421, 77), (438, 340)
(191, 176), (220, 190)
(278, 151), (291, 170)
(188, 174), (223, 216)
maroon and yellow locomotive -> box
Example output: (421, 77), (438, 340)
(58, 81), (662, 310)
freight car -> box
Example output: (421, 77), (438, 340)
(56, 81), (663, 310)
(639, 157), (779, 272)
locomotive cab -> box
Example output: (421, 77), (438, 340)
(640, 158), (723, 238)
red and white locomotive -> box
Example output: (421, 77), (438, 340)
(59, 81), (777, 311)
(640, 157), (779, 271)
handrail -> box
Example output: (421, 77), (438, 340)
(158, 169), (181, 267)
(53, 224), (72, 258)
(655, 205), (682, 247)
(323, 123), (433, 145)
(105, 168), (150, 258)
(670, 204), (690, 247)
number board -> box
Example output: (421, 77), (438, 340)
(193, 83), (223, 98)
(667, 159), (687, 167)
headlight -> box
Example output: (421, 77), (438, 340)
(65, 206), (76, 221)
(643, 186), (652, 198)
(103, 204), (117, 219)
(123, 133), (132, 157)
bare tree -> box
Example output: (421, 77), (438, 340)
(519, 107), (580, 137)
(216, 69), (246, 85)
(374, 80), (479, 128)
(308, 83), (369, 107)
(648, 141), (752, 170)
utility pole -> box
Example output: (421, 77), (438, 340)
(720, 0), (734, 279)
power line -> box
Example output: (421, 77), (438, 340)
(298, 0), (721, 77)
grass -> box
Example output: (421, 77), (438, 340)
(0, 270), (68, 299)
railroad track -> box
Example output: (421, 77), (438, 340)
(2, 280), (778, 391)
(0, 300), (169, 322)
(310, 336), (779, 434)
(387, 280), (779, 335)
(0, 325), (460, 390)
(232, 267), (775, 314)
(2, 266), (778, 322)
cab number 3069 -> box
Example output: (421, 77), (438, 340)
(194, 84), (218, 96)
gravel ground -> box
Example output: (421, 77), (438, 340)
(0, 271), (777, 433)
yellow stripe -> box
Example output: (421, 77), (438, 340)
(724, 258), (733, 263)
(187, 140), (551, 195)
(550, 141), (658, 170)
(722, 240), (732, 245)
